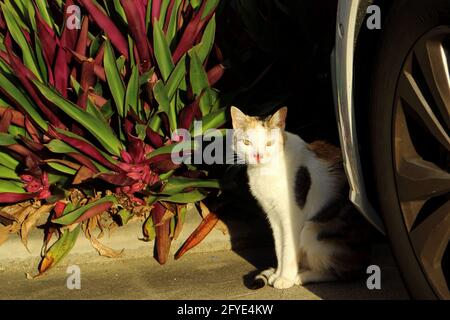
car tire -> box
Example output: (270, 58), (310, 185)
(369, 0), (450, 299)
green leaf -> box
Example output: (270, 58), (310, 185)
(147, 140), (198, 159)
(86, 99), (108, 125)
(8, 124), (26, 137)
(192, 16), (216, 63)
(189, 50), (212, 115)
(159, 0), (171, 25)
(159, 190), (207, 203)
(89, 34), (103, 58)
(201, 0), (220, 19)
(0, 179), (25, 193)
(35, 0), (54, 29)
(153, 80), (177, 131)
(190, 0), (202, 9)
(112, 0), (127, 22)
(104, 40), (126, 117)
(161, 177), (220, 195)
(34, 81), (124, 156)
(0, 133), (17, 146)
(153, 20), (175, 81)
(0, 151), (19, 170)
(39, 225), (81, 274)
(165, 54), (187, 101)
(166, 0), (183, 46)
(193, 108), (227, 134)
(46, 139), (113, 174)
(1, 3), (41, 80)
(143, 215), (156, 241)
(0, 164), (21, 181)
(46, 162), (77, 176)
(118, 209), (132, 226)
(125, 65), (140, 115)
(0, 73), (48, 130)
(52, 195), (117, 225)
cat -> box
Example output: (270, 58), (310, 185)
(230, 106), (372, 290)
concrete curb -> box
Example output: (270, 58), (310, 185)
(0, 208), (271, 264)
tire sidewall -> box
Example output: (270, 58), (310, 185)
(369, 0), (450, 299)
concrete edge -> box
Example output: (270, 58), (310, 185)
(0, 208), (270, 265)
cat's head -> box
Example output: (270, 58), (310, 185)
(230, 107), (288, 165)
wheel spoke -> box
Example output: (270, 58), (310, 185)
(413, 28), (450, 130)
(397, 156), (450, 202)
(395, 103), (450, 202)
(410, 200), (450, 298)
(398, 68), (450, 151)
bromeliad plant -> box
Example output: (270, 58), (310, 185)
(0, 0), (226, 275)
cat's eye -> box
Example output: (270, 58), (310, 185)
(266, 140), (274, 146)
(242, 139), (252, 146)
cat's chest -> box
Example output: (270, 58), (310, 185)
(247, 167), (294, 203)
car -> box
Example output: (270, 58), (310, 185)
(333, 0), (450, 299)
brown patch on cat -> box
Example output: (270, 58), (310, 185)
(308, 141), (342, 167)
(308, 141), (346, 188)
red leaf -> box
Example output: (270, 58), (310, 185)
(151, 0), (162, 24)
(3, 34), (66, 129)
(175, 212), (219, 260)
(0, 193), (37, 203)
(172, 1), (216, 63)
(67, 153), (99, 173)
(25, 118), (41, 143)
(77, 60), (96, 109)
(61, 0), (79, 62)
(146, 128), (164, 148)
(152, 202), (171, 265)
(120, 0), (151, 71)
(97, 172), (135, 186)
(19, 136), (44, 152)
(76, 0), (129, 59)
(74, 17), (89, 57)
(178, 99), (201, 129)
(54, 46), (69, 98)
(0, 108), (12, 133)
(207, 64), (225, 87)
(73, 201), (113, 224)
(69, 50), (106, 82)
(35, 9), (58, 84)
(54, 202), (66, 218)
(48, 126), (122, 172)
(163, 0), (176, 32)
(0, 107), (25, 127)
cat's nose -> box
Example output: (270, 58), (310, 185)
(253, 153), (263, 163)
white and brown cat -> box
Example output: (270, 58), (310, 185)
(231, 106), (371, 290)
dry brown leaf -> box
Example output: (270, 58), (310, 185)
(73, 166), (96, 185)
(0, 202), (34, 225)
(154, 209), (175, 227)
(20, 204), (54, 250)
(0, 225), (12, 246)
(198, 201), (209, 219)
(215, 219), (229, 236)
(89, 235), (124, 258)
(198, 202), (228, 235)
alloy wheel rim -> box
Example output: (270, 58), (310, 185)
(393, 26), (450, 299)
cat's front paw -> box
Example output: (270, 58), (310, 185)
(252, 268), (278, 289)
(271, 276), (296, 290)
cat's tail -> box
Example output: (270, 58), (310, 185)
(250, 274), (268, 290)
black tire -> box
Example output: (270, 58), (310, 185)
(369, 0), (450, 299)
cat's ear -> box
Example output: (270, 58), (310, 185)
(268, 107), (288, 130)
(230, 106), (247, 129)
